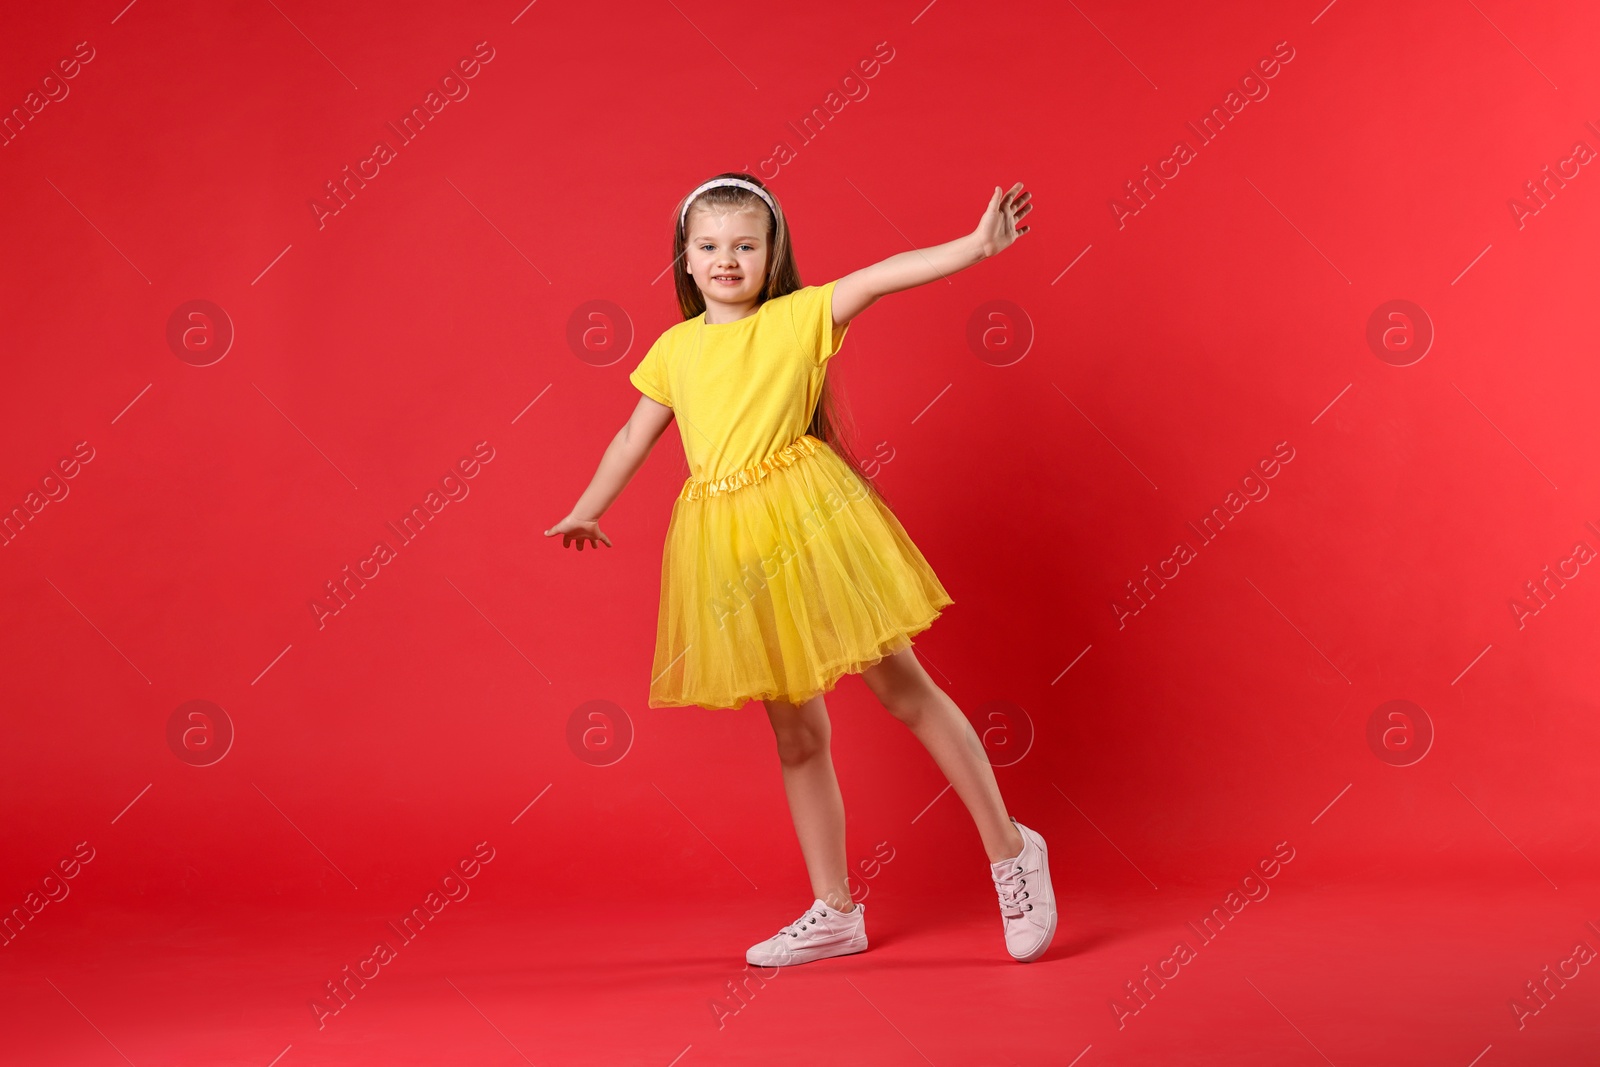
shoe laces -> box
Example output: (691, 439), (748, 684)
(778, 905), (829, 939)
(994, 860), (1034, 919)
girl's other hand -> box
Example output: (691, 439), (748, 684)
(974, 182), (1033, 258)
(544, 515), (612, 551)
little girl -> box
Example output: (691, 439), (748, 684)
(545, 173), (1055, 966)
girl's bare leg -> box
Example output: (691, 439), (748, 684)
(860, 646), (1026, 863)
(762, 693), (857, 912)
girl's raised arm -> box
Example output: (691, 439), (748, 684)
(830, 182), (1033, 328)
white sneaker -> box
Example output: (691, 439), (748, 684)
(745, 899), (867, 967)
(990, 817), (1057, 962)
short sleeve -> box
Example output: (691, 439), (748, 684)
(788, 280), (850, 366)
(628, 331), (672, 407)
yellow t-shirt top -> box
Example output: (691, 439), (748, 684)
(628, 280), (850, 483)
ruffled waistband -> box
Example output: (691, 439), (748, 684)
(680, 434), (823, 501)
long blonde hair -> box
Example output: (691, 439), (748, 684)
(670, 172), (887, 507)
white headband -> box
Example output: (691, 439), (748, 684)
(678, 177), (779, 234)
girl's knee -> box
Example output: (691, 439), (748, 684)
(770, 721), (830, 764)
(881, 692), (927, 725)
(862, 655), (934, 723)
(765, 698), (831, 763)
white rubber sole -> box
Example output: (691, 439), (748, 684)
(747, 934), (867, 968)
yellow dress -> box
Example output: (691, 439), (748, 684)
(628, 279), (953, 710)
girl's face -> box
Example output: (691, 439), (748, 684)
(684, 205), (769, 307)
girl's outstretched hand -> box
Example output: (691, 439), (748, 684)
(973, 182), (1033, 258)
(545, 515), (612, 551)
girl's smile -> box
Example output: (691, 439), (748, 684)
(686, 206), (769, 322)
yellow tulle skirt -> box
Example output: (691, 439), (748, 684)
(646, 434), (953, 710)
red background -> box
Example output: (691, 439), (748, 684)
(2, 0), (1597, 1064)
